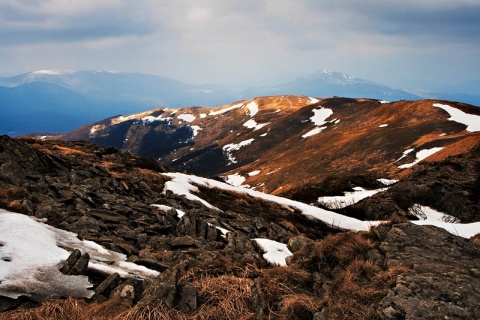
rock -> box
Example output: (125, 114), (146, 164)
(71, 216), (107, 232)
(94, 272), (121, 297)
(67, 252), (90, 275)
(170, 236), (199, 248)
(90, 209), (127, 223)
(377, 223), (480, 320)
(128, 256), (169, 272)
(0, 296), (22, 312)
(177, 282), (197, 313)
(59, 249), (81, 274)
(287, 236), (313, 253)
(144, 268), (179, 308)
(115, 284), (136, 306)
(205, 224), (220, 242)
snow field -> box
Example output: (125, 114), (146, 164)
(0, 210), (159, 301)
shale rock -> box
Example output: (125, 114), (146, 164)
(377, 223), (480, 319)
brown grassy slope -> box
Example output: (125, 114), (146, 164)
(234, 99), (478, 195)
(56, 96), (479, 199)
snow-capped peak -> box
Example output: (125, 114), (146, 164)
(32, 69), (65, 76)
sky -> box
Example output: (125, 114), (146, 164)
(0, 0), (479, 89)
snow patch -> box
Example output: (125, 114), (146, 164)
(243, 119), (270, 131)
(190, 125), (202, 137)
(243, 119), (257, 129)
(162, 173), (379, 232)
(0, 210), (159, 301)
(248, 170), (261, 176)
(177, 114), (196, 123)
(252, 239), (292, 266)
(141, 114), (172, 125)
(162, 175), (220, 210)
(245, 101), (259, 117)
(318, 187), (389, 209)
(398, 147), (444, 169)
(377, 178), (398, 186)
(410, 205), (480, 238)
(380, 100), (389, 104)
(396, 148), (415, 162)
(433, 103), (480, 132)
(302, 127), (327, 138)
(254, 122), (270, 131)
(199, 113), (207, 118)
(309, 97), (320, 104)
(89, 124), (106, 137)
(224, 173), (246, 187)
(379, 124), (388, 128)
(222, 139), (255, 164)
(209, 103), (243, 116)
(310, 108), (333, 126)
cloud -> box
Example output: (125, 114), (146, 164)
(0, 0), (155, 44)
(0, 0), (478, 87)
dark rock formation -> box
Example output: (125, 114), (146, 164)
(1, 135), (479, 319)
(377, 223), (480, 319)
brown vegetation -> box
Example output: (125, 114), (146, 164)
(0, 228), (406, 320)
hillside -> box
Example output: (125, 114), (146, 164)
(59, 96), (480, 200)
(0, 136), (479, 319)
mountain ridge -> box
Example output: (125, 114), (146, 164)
(4, 68), (472, 136)
(56, 95), (480, 204)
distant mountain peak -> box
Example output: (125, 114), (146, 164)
(304, 69), (364, 84)
(31, 69), (70, 76)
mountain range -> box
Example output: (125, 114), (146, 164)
(0, 103), (479, 317)
(3, 69), (478, 136)
(58, 95), (480, 208)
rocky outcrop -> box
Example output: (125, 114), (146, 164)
(1, 136), (479, 319)
(377, 223), (480, 319)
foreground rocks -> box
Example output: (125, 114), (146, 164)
(0, 136), (479, 319)
(378, 223), (480, 319)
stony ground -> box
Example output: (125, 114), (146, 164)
(0, 136), (479, 319)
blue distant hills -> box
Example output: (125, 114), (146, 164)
(0, 69), (477, 135)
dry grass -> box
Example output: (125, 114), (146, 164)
(291, 232), (374, 271)
(0, 298), (86, 320)
(0, 231), (406, 320)
(113, 301), (186, 320)
(192, 275), (254, 320)
(471, 233), (480, 245)
(279, 294), (319, 320)
(319, 260), (409, 320)
(0, 297), (131, 320)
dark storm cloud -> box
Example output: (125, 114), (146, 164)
(0, 0), (478, 87)
(306, 1), (480, 41)
(0, 1), (156, 44)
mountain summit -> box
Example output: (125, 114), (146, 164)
(59, 95), (480, 201)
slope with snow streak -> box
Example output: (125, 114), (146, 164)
(162, 172), (480, 238)
(409, 205), (480, 238)
(433, 103), (480, 132)
(162, 172), (379, 231)
(398, 147), (444, 169)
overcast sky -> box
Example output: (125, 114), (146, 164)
(0, 0), (479, 89)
